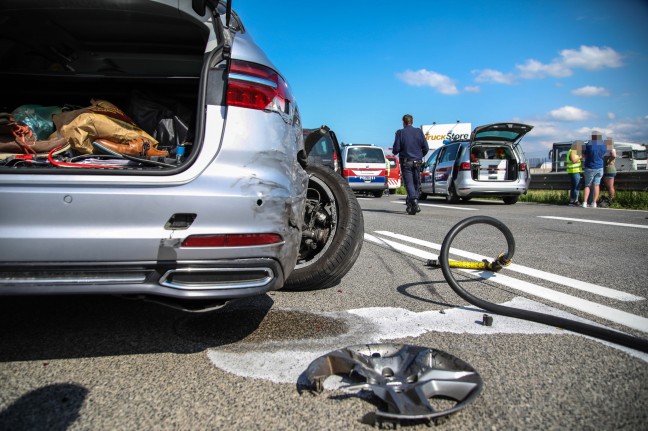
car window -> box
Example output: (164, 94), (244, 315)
(310, 135), (333, 157)
(474, 130), (522, 141)
(426, 147), (441, 167)
(347, 147), (384, 163)
(439, 144), (459, 163)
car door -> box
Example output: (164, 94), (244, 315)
(420, 147), (441, 194)
(433, 143), (460, 195)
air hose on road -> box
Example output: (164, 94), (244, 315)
(437, 215), (648, 353)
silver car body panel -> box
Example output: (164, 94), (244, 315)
(0, 0), (308, 300)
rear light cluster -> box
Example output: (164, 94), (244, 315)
(226, 59), (292, 114)
(519, 163), (527, 171)
(458, 162), (471, 171)
(182, 233), (283, 247)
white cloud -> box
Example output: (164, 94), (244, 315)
(516, 45), (623, 80)
(577, 126), (614, 137)
(517, 59), (571, 79)
(603, 117), (648, 142)
(560, 45), (623, 70)
(463, 85), (480, 93)
(548, 106), (594, 121)
(607, 112), (616, 120)
(571, 85), (610, 97)
(473, 69), (516, 84)
(396, 69), (459, 95)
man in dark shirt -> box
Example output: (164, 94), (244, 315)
(393, 114), (429, 215)
(582, 131), (607, 208)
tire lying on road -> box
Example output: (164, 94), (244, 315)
(284, 164), (364, 291)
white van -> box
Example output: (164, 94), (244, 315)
(341, 144), (388, 197)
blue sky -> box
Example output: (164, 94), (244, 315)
(233, 0), (648, 158)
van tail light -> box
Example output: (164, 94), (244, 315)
(333, 152), (339, 172)
(458, 162), (471, 171)
(519, 163), (527, 171)
(182, 233), (283, 247)
(227, 59), (292, 114)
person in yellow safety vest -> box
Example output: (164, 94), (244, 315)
(566, 140), (584, 206)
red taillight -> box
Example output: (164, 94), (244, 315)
(458, 162), (471, 171)
(343, 168), (353, 177)
(181, 233), (283, 247)
(519, 163), (527, 171)
(227, 59), (291, 113)
(333, 152), (339, 172)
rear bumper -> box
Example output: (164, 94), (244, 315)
(347, 177), (387, 191)
(0, 258), (284, 300)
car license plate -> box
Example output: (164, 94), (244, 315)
(361, 176), (375, 182)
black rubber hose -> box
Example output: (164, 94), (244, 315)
(439, 215), (648, 353)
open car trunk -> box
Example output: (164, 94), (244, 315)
(469, 145), (520, 181)
(0, 0), (213, 174)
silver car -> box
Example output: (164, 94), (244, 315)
(419, 123), (533, 204)
(0, 0), (363, 311)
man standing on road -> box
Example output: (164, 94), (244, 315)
(582, 131), (607, 208)
(393, 114), (429, 215)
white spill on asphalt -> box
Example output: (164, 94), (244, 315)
(207, 297), (648, 385)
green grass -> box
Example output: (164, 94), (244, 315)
(519, 190), (648, 210)
(396, 187), (648, 210)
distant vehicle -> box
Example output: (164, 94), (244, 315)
(385, 155), (401, 193)
(419, 123), (533, 205)
(549, 141), (647, 172)
(341, 144), (388, 197)
(303, 126), (342, 174)
(614, 142), (647, 171)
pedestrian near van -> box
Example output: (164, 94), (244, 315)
(393, 114), (429, 215)
(566, 140), (583, 206)
(602, 137), (617, 203)
(582, 131), (607, 208)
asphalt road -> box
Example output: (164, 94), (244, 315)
(1, 195), (647, 430)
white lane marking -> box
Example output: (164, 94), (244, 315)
(207, 297), (648, 384)
(390, 201), (477, 211)
(364, 233), (648, 333)
(373, 231), (644, 302)
(539, 216), (648, 229)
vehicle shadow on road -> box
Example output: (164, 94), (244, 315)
(0, 295), (274, 362)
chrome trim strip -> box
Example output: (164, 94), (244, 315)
(228, 73), (277, 88)
(0, 275), (147, 285)
(159, 267), (274, 290)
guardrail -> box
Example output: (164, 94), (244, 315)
(529, 171), (648, 192)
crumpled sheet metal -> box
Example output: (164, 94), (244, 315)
(306, 343), (483, 421)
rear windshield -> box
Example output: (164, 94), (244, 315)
(346, 147), (385, 163)
(474, 130), (522, 141)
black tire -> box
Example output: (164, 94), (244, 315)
(284, 164), (364, 291)
(461, 197), (472, 202)
(446, 186), (460, 204)
(503, 196), (518, 205)
(373, 190), (383, 198)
